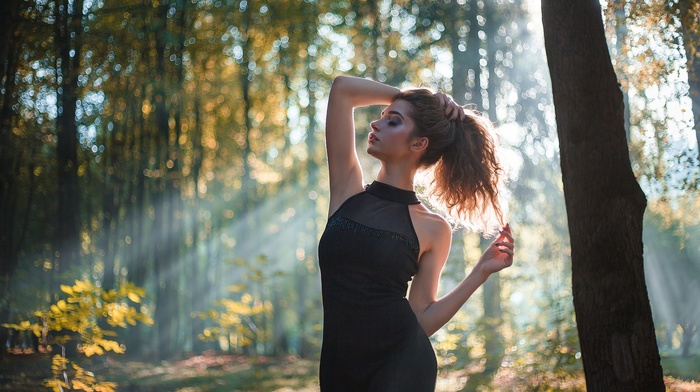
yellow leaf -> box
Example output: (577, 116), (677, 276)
(71, 380), (89, 390)
(73, 280), (87, 292)
(227, 283), (248, 292)
(60, 285), (74, 295)
(127, 292), (141, 303)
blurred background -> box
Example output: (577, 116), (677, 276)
(0, 0), (698, 390)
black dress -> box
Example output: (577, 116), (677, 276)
(318, 181), (437, 391)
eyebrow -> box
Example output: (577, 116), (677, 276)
(386, 110), (405, 120)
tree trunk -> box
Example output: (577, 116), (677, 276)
(164, 0), (187, 357)
(465, 0), (481, 104)
(0, 0), (23, 361)
(481, 239), (503, 375)
(680, 322), (696, 358)
(678, 2), (700, 161)
(152, 0), (177, 360)
(612, 2), (631, 141)
(190, 93), (206, 354)
(448, 0), (467, 103)
(54, 0), (85, 282)
(481, 1), (504, 376)
(101, 117), (120, 292)
(541, 1), (664, 390)
(125, 79), (150, 359)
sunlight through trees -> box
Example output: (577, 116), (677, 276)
(1, 0), (698, 390)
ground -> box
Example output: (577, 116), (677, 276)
(1, 350), (698, 391)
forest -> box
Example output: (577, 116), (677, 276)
(0, 0), (699, 391)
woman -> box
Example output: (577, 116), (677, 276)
(317, 76), (515, 391)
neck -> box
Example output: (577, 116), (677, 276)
(376, 164), (417, 191)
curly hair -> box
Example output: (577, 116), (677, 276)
(393, 89), (504, 232)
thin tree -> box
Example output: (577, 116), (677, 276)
(541, 0), (664, 390)
(0, 0), (24, 360)
(54, 0), (85, 284)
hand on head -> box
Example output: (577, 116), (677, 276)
(435, 92), (466, 121)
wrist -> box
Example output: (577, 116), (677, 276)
(469, 265), (491, 284)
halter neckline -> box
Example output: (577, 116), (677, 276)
(365, 181), (421, 205)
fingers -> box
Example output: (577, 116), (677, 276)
(498, 224), (514, 242)
(436, 92), (447, 107)
(436, 92), (465, 121)
(495, 223), (515, 261)
(495, 241), (514, 250)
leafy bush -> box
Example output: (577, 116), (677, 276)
(3, 279), (153, 391)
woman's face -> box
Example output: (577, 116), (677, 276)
(366, 99), (418, 162)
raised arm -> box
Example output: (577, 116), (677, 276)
(325, 76), (400, 215)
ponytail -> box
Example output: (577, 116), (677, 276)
(394, 89), (504, 233)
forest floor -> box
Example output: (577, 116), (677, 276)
(1, 350), (698, 391)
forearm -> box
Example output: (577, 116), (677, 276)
(416, 268), (490, 337)
(329, 76), (399, 108)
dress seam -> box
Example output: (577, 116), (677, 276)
(326, 215), (420, 258)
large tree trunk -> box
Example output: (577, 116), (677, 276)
(541, 1), (664, 390)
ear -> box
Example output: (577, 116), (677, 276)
(410, 137), (429, 153)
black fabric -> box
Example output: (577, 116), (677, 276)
(318, 181), (437, 391)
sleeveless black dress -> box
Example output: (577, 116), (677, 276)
(318, 181), (437, 391)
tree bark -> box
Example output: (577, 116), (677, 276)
(541, 1), (664, 390)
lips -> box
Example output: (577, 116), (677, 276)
(368, 133), (379, 142)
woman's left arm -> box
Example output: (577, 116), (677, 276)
(409, 222), (514, 337)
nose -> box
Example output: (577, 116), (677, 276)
(370, 120), (379, 131)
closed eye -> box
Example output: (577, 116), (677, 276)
(380, 110), (404, 126)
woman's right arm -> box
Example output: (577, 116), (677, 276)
(325, 76), (400, 215)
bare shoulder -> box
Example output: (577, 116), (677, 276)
(409, 204), (452, 255)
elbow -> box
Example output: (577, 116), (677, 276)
(330, 75), (351, 94)
(415, 302), (439, 337)
(332, 75), (351, 85)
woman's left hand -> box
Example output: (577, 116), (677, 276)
(475, 223), (515, 277)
